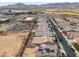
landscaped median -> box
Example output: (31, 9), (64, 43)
(72, 42), (79, 53)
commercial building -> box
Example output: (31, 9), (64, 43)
(32, 36), (58, 57)
(17, 17), (35, 23)
(0, 18), (10, 23)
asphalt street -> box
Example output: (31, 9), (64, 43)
(49, 16), (76, 57)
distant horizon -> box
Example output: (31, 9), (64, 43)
(0, 2), (79, 6)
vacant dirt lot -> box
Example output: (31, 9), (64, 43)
(23, 48), (35, 57)
(0, 32), (29, 57)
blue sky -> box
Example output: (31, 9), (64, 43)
(0, 0), (79, 6)
(0, 2), (51, 6)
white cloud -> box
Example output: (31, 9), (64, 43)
(0, 0), (79, 2)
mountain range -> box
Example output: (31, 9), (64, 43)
(2, 2), (79, 8)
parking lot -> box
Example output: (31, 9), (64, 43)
(7, 23), (32, 32)
(35, 17), (55, 37)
